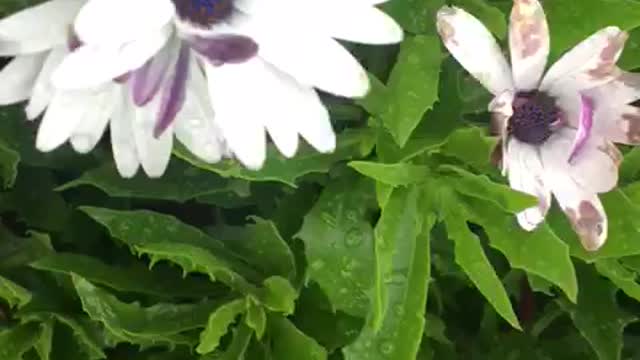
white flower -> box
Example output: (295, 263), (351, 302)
(0, 0), (229, 178)
(52, 0), (404, 169)
(437, 0), (640, 251)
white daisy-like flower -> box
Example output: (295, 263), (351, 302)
(437, 0), (640, 251)
(51, 0), (404, 169)
(0, 0), (229, 178)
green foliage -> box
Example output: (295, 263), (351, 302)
(1, 0), (640, 359)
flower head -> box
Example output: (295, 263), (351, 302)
(51, 0), (404, 169)
(437, 0), (640, 251)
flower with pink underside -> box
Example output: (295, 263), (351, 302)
(436, 0), (640, 251)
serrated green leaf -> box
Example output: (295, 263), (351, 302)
(214, 323), (253, 360)
(382, 0), (445, 34)
(344, 213), (434, 360)
(442, 190), (521, 330)
(441, 165), (537, 213)
(174, 129), (374, 187)
(31, 253), (221, 298)
(0, 229), (53, 269)
(440, 127), (497, 173)
(297, 175), (376, 317)
(0, 275), (31, 308)
(210, 218), (296, 279)
(72, 275), (218, 347)
(381, 35), (441, 147)
(0, 323), (41, 360)
(558, 264), (637, 360)
(197, 298), (247, 355)
(33, 319), (53, 360)
(245, 299), (266, 340)
(269, 317), (327, 360)
(58, 161), (231, 202)
(595, 258), (640, 301)
(348, 161), (430, 186)
(466, 199), (578, 302)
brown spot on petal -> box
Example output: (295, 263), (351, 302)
(621, 110), (640, 144)
(437, 18), (458, 46)
(587, 32), (628, 80)
(511, 1), (545, 59)
(565, 201), (605, 251)
(490, 140), (503, 168)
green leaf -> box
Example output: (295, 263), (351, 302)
(297, 175), (376, 317)
(0, 142), (19, 188)
(0, 323), (41, 360)
(269, 317), (327, 360)
(348, 161), (430, 186)
(558, 264), (637, 360)
(344, 214), (434, 360)
(451, 0), (507, 39)
(440, 127), (497, 173)
(72, 275), (218, 347)
(174, 129), (374, 187)
(213, 323), (253, 360)
(382, 0), (445, 34)
(441, 189), (521, 330)
(381, 35), (441, 147)
(210, 218), (296, 279)
(34, 319), (53, 360)
(619, 28), (640, 70)
(58, 161), (231, 202)
(0, 229), (53, 269)
(441, 165), (537, 213)
(245, 299), (266, 339)
(259, 276), (297, 314)
(595, 258), (640, 302)
(0, 275), (31, 308)
(31, 253), (220, 298)
(545, 0), (640, 59)
(197, 298), (247, 355)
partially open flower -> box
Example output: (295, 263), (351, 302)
(437, 0), (640, 251)
(52, 0), (404, 169)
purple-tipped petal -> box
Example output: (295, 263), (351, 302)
(188, 34), (258, 65)
(568, 94), (594, 163)
(130, 43), (173, 106)
(154, 43), (190, 138)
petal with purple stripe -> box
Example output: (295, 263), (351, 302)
(154, 43), (191, 138)
(568, 94), (594, 163)
(188, 34), (258, 65)
(130, 39), (174, 106)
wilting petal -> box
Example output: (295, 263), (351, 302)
(35, 90), (93, 152)
(52, 26), (173, 90)
(509, 0), (549, 90)
(436, 6), (513, 95)
(506, 139), (551, 231)
(540, 27), (628, 93)
(0, 0), (83, 55)
(132, 96), (173, 178)
(488, 91), (514, 136)
(75, 0), (174, 44)
(110, 87), (140, 178)
(130, 36), (176, 106)
(568, 94), (594, 163)
(547, 172), (608, 251)
(0, 53), (44, 105)
(542, 128), (619, 194)
(25, 47), (67, 120)
(154, 42), (190, 137)
(70, 86), (116, 153)
(189, 34), (258, 65)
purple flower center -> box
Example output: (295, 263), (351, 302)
(171, 0), (233, 28)
(508, 91), (560, 145)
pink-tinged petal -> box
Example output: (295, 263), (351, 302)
(505, 139), (551, 231)
(509, 0), (549, 91)
(540, 27), (628, 93)
(188, 34), (258, 65)
(546, 171), (608, 251)
(436, 6), (513, 95)
(130, 37), (176, 106)
(154, 42), (190, 138)
(568, 94), (594, 163)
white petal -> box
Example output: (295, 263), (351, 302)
(75, 0), (175, 44)
(25, 46), (67, 120)
(541, 128), (619, 194)
(110, 86), (139, 178)
(505, 140), (550, 231)
(436, 6), (513, 95)
(546, 171), (607, 251)
(540, 27), (627, 92)
(509, 0), (549, 90)
(36, 90), (93, 152)
(0, 0), (83, 55)
(174, 58), (224, 163)
(0, 53), (45, 105)
(70, 86), (116, 153)
(226, 15), (370, 97)
(52, 26), (173, 90)
(132, 95), (173, 178)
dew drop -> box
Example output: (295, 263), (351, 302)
(379, 341), (394, 355)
